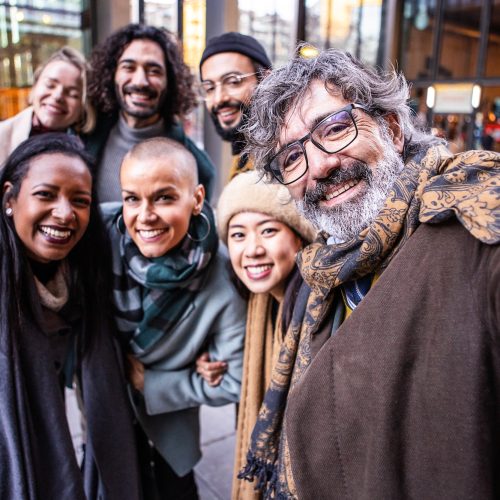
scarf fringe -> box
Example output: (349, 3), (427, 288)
(238, 452), (278, 497)
(238, 452), (295, 499)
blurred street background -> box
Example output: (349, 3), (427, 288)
(0, 0), (499, 199)
(195, 404), (236, 500)
(2, 0), (499, 495)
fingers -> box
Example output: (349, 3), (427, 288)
(207, 375), (223, 387)
(127, 354), (145, 391)
(128, 354), (144, 373)
(196, 352), (211, 366)
(196, 359), (228, 385)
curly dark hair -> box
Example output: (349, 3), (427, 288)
(88, 24), (197, 125)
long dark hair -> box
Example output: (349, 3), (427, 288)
(0, 133), (112, 352)
(88, 24), (197, 126)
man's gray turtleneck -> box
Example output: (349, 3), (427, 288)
(97, 114), (165, 202)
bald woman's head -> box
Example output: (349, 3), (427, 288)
(119, 137), (205, 258)
(122, 137), (199, 189)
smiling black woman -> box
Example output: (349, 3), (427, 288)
(0, 133), (140, 500)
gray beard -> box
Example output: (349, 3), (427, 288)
(296, 138), (405, 242)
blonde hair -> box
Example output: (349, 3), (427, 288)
(31, 46), (96, 133)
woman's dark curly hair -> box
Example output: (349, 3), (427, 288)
(88, 24), (197, 125)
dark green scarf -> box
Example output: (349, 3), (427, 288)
(110, 204), (218, 354)
(239, 146), (500, 498)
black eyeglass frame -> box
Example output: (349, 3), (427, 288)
(264, 103), (371, 185)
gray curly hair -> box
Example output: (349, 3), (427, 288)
(242, 47), (441, 176)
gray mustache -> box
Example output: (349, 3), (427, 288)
(304, 162), (371, 205)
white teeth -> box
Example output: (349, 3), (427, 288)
(39, 226), (71, 239)
(219, 109), (237, 118)
(325, 179), (359, 200)
(139, 229), (165, 238)
(246, 264), (271, 275)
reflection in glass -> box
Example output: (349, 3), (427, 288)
(305, 0), (385, 67)
(399, 0), (437, 80)
(142, 0), (178, 32)
(485, 1), (500, 78)
(438, 0), (481, 80)
(0, 1), (87, 120)
(238, 0), (297, 68)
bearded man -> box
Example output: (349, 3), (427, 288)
(199, 32), (271, 180)
(85, 24), (215, 202)
(238, 48), (500, 499)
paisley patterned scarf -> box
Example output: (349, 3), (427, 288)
(110, 203), (218, 354)
(238, 145), (500, 498)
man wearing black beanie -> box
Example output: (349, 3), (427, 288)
(199, 32), (272, 180)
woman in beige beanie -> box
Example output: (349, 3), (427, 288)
(197, 170), (315, 500)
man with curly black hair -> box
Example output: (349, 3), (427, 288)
(85, 24), (215, 202)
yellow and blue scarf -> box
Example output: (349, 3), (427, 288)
(239, 145), (500, 498)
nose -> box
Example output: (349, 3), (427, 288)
(212, 83), (228, 107)
(131, 67), (149, 87)
(52, 85), (64, 102)
(52, 199), (74, 224)
(244, 233), (266, 258)
(137, 202), (157, 224)
(305, 140), (341, 182)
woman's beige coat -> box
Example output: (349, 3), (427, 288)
(0, 106), (33, 167)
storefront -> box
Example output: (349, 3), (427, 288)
(400, 0), (500, 151)
(1, 0), (498, 154)
(0, 0), (93, 119)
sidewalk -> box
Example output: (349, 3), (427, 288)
(195, 404), (237, 500)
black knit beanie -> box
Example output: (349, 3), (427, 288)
(199, 32), (272, 73)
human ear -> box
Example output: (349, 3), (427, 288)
(3, 182), (13, 206)
(384, 114), (404, 154)
(192, 184), (205, 215)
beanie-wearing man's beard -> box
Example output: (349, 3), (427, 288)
(210, 100), (250, 154)
(296, 132), (405, 242)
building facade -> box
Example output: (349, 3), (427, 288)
(0, 0), (498, 169)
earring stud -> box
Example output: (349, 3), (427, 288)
(5, 207), (12, 216)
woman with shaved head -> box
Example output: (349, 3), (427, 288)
(101, 137), (245, 499)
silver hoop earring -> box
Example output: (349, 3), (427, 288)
(116, 213), (126, 234)
(187, 211), (211, 242)
(5, 207), (12, 217)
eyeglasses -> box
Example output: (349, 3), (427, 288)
(264, 103), (370, 185)
(199, 72), (257, 100)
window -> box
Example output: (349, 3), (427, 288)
(238, 0), (297, 68)
(0, 0), (90, 119)
(305, 0), (386, 66)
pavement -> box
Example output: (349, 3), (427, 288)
(195, 404), (237, 500)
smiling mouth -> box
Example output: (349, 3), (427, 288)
(128, 92), (153, 101)
(44, 103), (65, 115)
(325, 179), (360, 201)
(137, 228), (167, 240)
(39, 225), (72, 243)
(245, 264), (273, 279)
(216, 107), (239, 123)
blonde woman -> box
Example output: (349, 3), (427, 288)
(0, 46), (95, 166)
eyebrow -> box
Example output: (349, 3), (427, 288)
(278, 110), (339, 150)
(121, 186), (177, 196)
(44, 77), (81, 90)
(118, 58), (165, 70)
(201, 71), (248, 84)
(32, 182), (91, 196)
(229, 218), (279, 229)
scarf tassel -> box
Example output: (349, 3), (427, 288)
(238, 451), (278, 496)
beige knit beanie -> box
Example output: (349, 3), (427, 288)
(216, 170), (316, 244)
